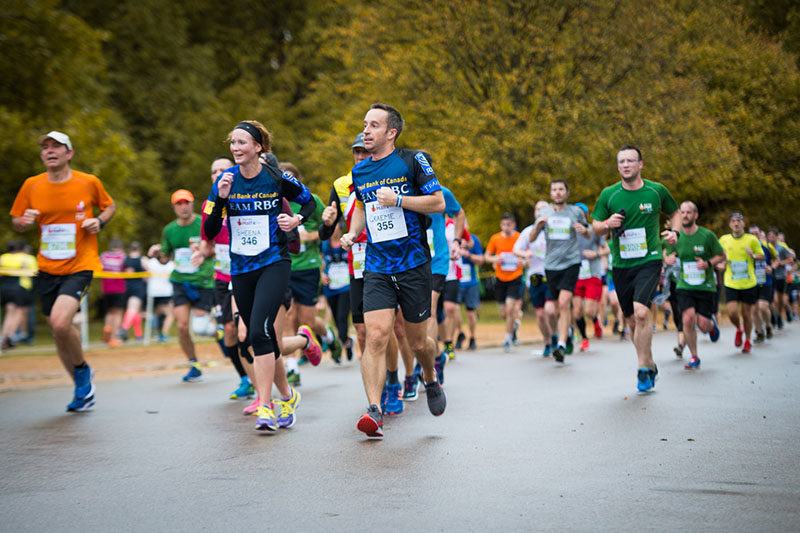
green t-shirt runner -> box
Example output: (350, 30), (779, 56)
(664, 227), (724, 292)
(592, 179), (679, 269)
(290, 192), (326, 272)
(161, 215), (215, 288)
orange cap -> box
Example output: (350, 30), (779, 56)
(171, 189), (194, 204)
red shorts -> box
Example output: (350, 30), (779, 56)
(574, 277), (602, 301)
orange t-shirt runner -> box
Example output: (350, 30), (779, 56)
(10, 171), (114, 276)
(486, 231), (523, 282)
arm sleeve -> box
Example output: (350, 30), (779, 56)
(278, 171), (316, 221)
(203, 199), (226, 240)
(443, 188), (461, 216)
(318, 186), (342, 241)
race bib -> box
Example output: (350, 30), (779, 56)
(214, 243), (230, 275)
(40, 223), (76, 260)
(366, 202), (408, 243)
(460, 259), (472, 283)
(427, 228), (435, 257)
(547, 216), (571, 241)
(619, 228), (647, 259)
(352, 242), (366, 280)
(500, 252), (518, 272)
(327, 262), (350, 291)
(174, 247), (198, 274)
(579, 259), (592, 280)
(230, 215), (270, 256)
(730, 260), (749, 281)
(754, 260), (767, 285)
(682, 261), (706, 286)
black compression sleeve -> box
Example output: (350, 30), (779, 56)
(204, 198), (226, 239)
(318, 186), (342, 241)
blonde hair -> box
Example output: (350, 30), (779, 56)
(227, 120), (271, 154)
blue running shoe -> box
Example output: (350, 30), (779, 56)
(685, 356), (701, 369)
(542, 344), (551, 357)
(504, 340), (512, 352)
(230, 376), (254, 400)
(384, 382), (403, 415)
(256, 404), (277, 431)
(435, 352), (446, 385)
(66, 394), (95, 412)
(709, 317), (720, 343)
(380, 386), (389, 413)
(637, 367), (654, 392)
(73, 364), (94, 401)
(403, 374), (419, 401)
(182, 362), (202, 382)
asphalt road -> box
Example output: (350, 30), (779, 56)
(1, 325), (798, 532)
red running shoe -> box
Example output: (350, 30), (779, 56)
(580, 338), (589, 352)
(734, 328), (743, 348)
(742, 339), (752, 354)
(357, 405), (383, 438)
(593, 318), (603, 339)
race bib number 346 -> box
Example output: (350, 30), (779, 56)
(231, 215), (270, 256)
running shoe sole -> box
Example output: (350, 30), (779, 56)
(357, 413), (383, 438)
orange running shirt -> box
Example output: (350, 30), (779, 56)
(486, 231), (523, 282)
(10, 171), (114, 275)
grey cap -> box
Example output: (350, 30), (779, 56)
(351, 133), (365, 149)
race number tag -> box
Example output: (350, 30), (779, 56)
(460, 258), (472, 283)
(754, 261), (767, 285)
(682, 262), (706, 286)
(352, 242), (366, 279)
(174, 247), (198, 274)
(230, 215), (270, 256)
(547, 216), (571, 241)
(619, 228), (647, 259)
(500, 252), (518, 272)
(427, 228), (435, 257)
(327, 262), (350, 291)
(298, 224), (307, 253)
(366, 202), (408, 243)
(214, 243), (231, 275)
(579, 259), (592, 280)
(40, 223), (77, 260)
(730, 260), (749, 280)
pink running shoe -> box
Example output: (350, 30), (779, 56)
(297, 325), (322, 366)
(243, 397), (259, 416)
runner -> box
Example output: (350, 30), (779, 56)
(340, 103), (446, 438)
(767, 227), (793, 329)
(145, 251), (175, 342)
(664, 201), (724, 368)
(718, 211), (764, 354)
(0, 241), (37, 349)
(529, 180), (589, 362)
(572, 202), (609, 352)
(200, 156), (254, 400)
(457, 231), (484, 352)
(591, 145), (680, 391)
(149, 189), (216, 382)
(320, 234), (351, 363)
(121, 242), (147, 342)
(514, 200), (557, 356)
(485, 213), (525, 352)
(10, 131), (116, 411)
(99, 238), (126, 347)
(748, 225), (776, 343)
(204, 120), (316, 431)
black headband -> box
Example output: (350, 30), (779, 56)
(235, 122), (263, 146)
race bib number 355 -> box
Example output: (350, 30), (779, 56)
(366, 202), (408, 243)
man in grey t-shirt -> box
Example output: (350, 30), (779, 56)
(529, 179), (590, 362)
(573, 202), (609, 351)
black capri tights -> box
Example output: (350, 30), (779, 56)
(327, 291), (351, 344)
(232, 259), (291, 359)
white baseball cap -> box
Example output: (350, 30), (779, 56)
(38, 131), (73, 151)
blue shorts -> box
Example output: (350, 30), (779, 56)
(458, 284), (480, 310)
(529, 281), (551, 308)
(289, 268), (321, 307)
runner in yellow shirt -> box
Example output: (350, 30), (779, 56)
(718, 212), (763, 354)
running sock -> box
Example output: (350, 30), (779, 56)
(386, 369), (399, 385)
(285, 356), (299, 373)
(75, 362), (88, 369)
(575, 317), (587, 340)
(558, 342), (566, 350)
(227, 344), (247, 378)
(551, 334), (558, 346)
(321, 327), (335, 345)
(238, 341), (253, 364)
(505, 333), (513, 343)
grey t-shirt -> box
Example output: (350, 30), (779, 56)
(774, 244), (791, 280)
(539, 204), (587, 271)
(577, 232), (607, 279)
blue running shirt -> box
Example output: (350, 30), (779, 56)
(428, 186), (463, 276)
(352, 149), (441, 274)
(205, 164), (312, 275)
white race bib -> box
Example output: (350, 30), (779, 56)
(730, 260), (749, 281)
(547, 216), (571, 241)
(174, 247), (198, 274)
(298, 224), (307, 253)
(579, 259), (592, 280)
(460, 258), (472, 283)
(214, 243), (230, 275)
(230, 215), (270, 256)
(619, 228), (647, 259)
(500, 252), (518, 272)
(682, 262), (706, 286)
(366, 202), (408, 243)
(40, 223), (76, 260)
(754, 261), (767, 285)
(427, 228), (435, 257)
(328, 262), (350, 291)
(352, 242), (366, 280)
